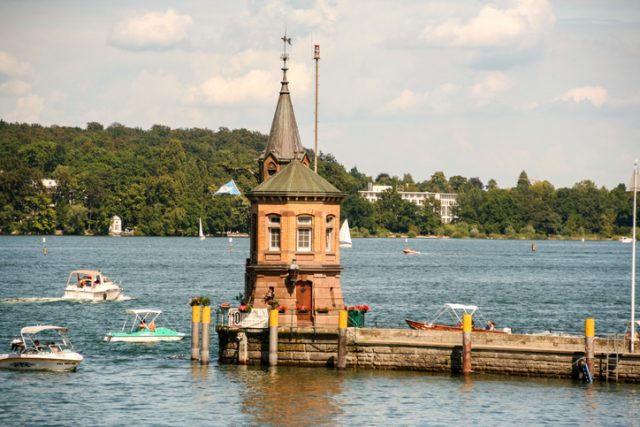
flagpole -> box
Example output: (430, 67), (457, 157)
(631, 160), (638, 352)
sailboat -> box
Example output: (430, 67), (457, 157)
(198, 218), (205, 241)
(339, 219), (352, 248)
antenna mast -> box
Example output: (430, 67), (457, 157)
(314, 44), (320, 173)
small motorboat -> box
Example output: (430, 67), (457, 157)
(0, 325), (83, 372)
(402, 248), (420, 255)
(406, 303), (511, 334)
(619, 237), (633, 243)
(63, 269), (123, 301)
(104, 309), (186, 343)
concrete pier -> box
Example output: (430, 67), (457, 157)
(217, 326), (640, 383)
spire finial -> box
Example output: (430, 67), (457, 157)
(280, 30), (292, 88)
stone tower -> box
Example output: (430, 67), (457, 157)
(244, 36), (345, 327)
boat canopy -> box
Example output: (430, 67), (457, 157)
(21, 325), (68, 335)
(443, 303), (477, 313)
(126, 309), (162, 315)
(69, 269), (102, 276)
(427, 304), (480, 326)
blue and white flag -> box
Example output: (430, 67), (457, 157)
(214, 179), (241, 196)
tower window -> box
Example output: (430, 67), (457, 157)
(268, 215), (281, 251)
(326, 215), (335, 252)
(297, 215), (312, 252)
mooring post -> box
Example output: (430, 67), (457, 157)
(337, 309), (348, 369)
(585, 318), (595, 377)
(200, 305), (211, 365)
(269, 308), (279, 367)
(191, 304), (201, 361)
(462, 313), (472, 375)
(237, 332), (248, 365)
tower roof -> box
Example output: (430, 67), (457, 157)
(259, 35), (306, 162)
(249, 160), (343, 196)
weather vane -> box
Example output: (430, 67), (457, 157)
(281, 30), (292, 66)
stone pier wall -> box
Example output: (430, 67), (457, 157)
(216, 326), (640, 383)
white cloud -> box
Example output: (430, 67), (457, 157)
(0, 80), (30, 96)
(111, 9), (192, 50)
(185, 59), (311, 107)
(185, 69), (274, 106)
(421, 0), (555, 49)
(554, 86), (608, 108)
(383, 89), (420, 113)
(0, 51), (31, 76)
(4, 95), (44, 123)
(469, 72), (513, 106)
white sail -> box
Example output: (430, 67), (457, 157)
(339, 219), (352, 248)
(199, 218), (205, 240)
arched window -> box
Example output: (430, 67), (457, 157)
(267, 162), (277, 177)
(325, 215), (335, 252)
(297, 215), (313, 252)
(267, 215), (281, 251)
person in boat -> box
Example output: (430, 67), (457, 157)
(486, 320), (495, 331)
(10, 338), (24, 352)
(148, 320), (156, 332)
(139, 319), (147, 330)
(33, 340), (42, 351)
(94, 276), (101, 285)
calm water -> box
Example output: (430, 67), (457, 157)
(1, 236), (639, 426)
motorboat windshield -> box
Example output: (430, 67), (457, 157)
(20, 325), (75, 353)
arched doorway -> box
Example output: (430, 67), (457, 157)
(295, 281), (313, 324)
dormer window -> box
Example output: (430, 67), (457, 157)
(326, 215), (335, 252)
(267, 162), (277, 177)
(297, 215), (312, 252)
(267, 215), (281, 251)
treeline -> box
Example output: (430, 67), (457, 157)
(0, 121), (264, 235)
(316, 156), (636, 240)
(0, 120), (636, 239)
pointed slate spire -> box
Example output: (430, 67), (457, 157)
(259, 33), (308, 182)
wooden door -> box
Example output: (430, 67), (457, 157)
(295, 281), (312, 323)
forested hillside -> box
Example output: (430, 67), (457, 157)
(0, 120), (636, 239)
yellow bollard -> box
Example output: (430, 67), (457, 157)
(462, 313), (472, 375)
(337, 310), (348, 369)
(200, 306), (211, 365)
(269, 309), (279, 366)
(585, 318), (595, 379)
(191, 305), (201, 361)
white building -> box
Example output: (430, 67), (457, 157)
(108, 215), (122, 236)
(358, 183), (457, 224)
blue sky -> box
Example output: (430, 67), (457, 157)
(1, 0), (638, 189)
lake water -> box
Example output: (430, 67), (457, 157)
(1, 236), (639, 426)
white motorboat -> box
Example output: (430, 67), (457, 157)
(0, 325), (83, 372)
(104, 309), (186, 343)
(63, 269), (122, 301)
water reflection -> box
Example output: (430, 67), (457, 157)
(236, 366), (344, 426)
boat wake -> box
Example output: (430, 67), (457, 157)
(0, 297), (67, 304)
(1, 294), (134, 304)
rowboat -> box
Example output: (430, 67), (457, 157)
(406, 303), (511, 334)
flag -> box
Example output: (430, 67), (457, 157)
(214, 179), (241, 196)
